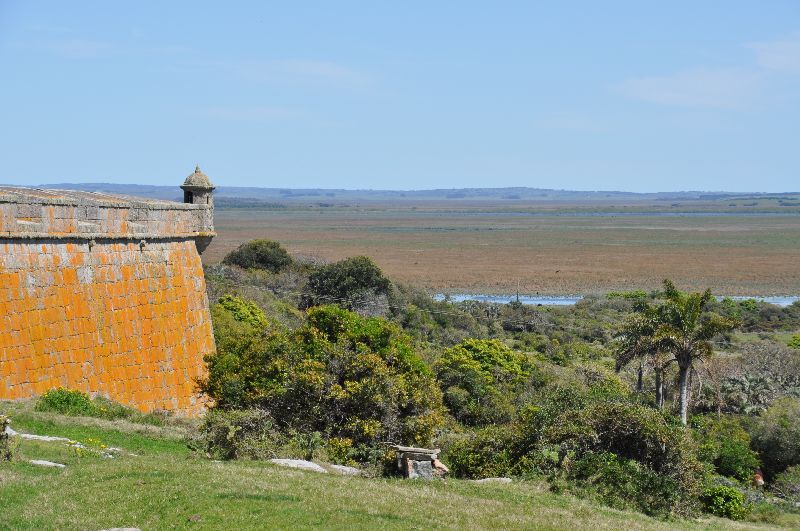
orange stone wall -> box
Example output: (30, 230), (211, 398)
(0, 188), (215, 416)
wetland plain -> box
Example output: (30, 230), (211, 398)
(204, 197), (800, 297)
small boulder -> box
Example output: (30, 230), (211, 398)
(471, 477), (512, 484)
(269, 459), (327, 473)
(28, 459), (66, 468)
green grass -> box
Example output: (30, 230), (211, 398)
(1, 400), (797, 530)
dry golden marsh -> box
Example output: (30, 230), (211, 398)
(204, 201), (800, 296)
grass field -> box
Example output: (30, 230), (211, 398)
(203, 202), (800, 296)
(2, 400), (794, 530)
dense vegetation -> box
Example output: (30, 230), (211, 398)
(194, 239), (800, 522)
(7, 237), (795, 526)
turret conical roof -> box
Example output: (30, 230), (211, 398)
(181, 165), (215, 190)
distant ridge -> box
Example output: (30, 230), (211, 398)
(24, 183), (800, 203)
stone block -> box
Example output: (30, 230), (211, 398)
(406, 459), (433, 480)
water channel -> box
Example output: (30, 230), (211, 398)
(434, 294), (800, 307)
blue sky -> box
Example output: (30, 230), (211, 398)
(1, 1), (798, 192)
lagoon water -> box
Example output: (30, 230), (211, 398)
(434, 293), (800, 307)
(434, 294), (583, 306)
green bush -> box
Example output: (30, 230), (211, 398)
(700, 485), (750, 520)
(191, 408), (284, 460)
(715, 439), (760, 483)
(201, 304), (445, 451)
(443, 386), (702, 517)
(788, 334), (800, 350)
(444, 425), (519, 479)
(36, 387), (95, 416)
(206, 296), (270, 408)
(326, 437), (355, 465)
(531, 396), (702, 516)
(607, 290), (648, 301)
(772, 466), (800, 502)
(565, 451), (686, 517)
(747, 397), (800, 479)
(303, 256), (390, 311)
(35, 387), (167, 425)
(287, 431), (324, 461)
(215, 295), (269, 328)
(694, 416), (760, 483)
(222, 239), (292, 273)
(435, 339), (532, 426)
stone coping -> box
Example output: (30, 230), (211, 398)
(0, 232), (216, 241)
(0, 187), (210, 211)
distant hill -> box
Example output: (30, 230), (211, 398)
(27, 183), (800, 204)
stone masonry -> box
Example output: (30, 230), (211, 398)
(0, 168), (216, 416)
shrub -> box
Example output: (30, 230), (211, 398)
(326, 437), (355, 465)
(34, 387), (168, 425)
(444, 425), (518, 479)
(36, 387), (95, 416)
(700, 485), (750, 520)
(201, 305), (445, 451)
(528, 396), (703, 517)
(206, 296), (270, 407)
(302, 256), (390, 312)
(789, 334), (800, 350)
(607, 290), (648, 301)
(215, 295), (269, 329)
(191, 408), (284, 460)
(747, 397), (800, 479)
(715, 439), (760, 484)
(1, 415), (15, 461)
(434, 339), (532, 426)
(443, 387), (703, 517)
(287, 431), (324, 461)
(565, 451), (686, 517)
(772, 466), (800, 502)
(222, 239), (292, 273)
(694, 416), (760, 483)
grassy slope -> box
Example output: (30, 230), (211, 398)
(0, 401), (793, 531)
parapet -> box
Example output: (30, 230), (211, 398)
(0, 185), (215, 253)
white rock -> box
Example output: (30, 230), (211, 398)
(18, 431), (71, 442)
(269, 459), (327, 473)
(328, 464), (361, 476)
(29, 459), (66, 468)
(471, 477), (512, 484)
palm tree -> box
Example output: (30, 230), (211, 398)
(614, 307), (672, 409)
(653, 280), (738, 425)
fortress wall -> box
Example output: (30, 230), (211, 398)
(0, 187), (215, 416)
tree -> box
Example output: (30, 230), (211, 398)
(222, 239), (292, 273)
(302, 256), (391, 314)
(614, 308), (672, 409)
(653, 280), (738, 425)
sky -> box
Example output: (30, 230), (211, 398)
(1, 1), (799, 192)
